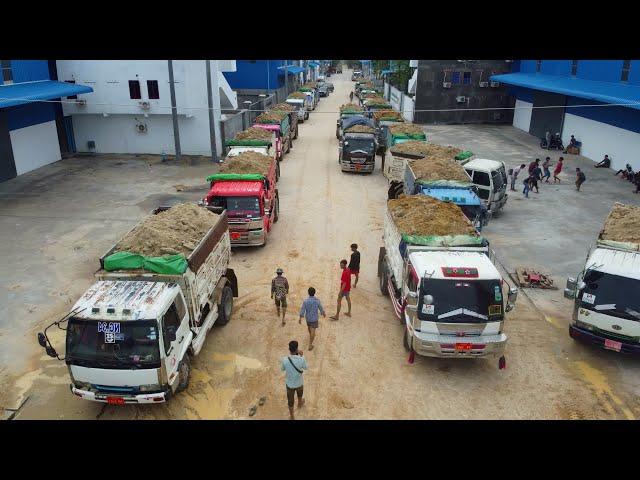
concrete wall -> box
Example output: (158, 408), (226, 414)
(388, 85), (402, 111)
(402, 95), (414, 122)
(10, 120), (61, 175)
(512, 99), (533, 132)
(220, 111), (246, 150)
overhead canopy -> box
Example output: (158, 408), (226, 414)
(490, 72), (640, 110)
(278, 65), (305, 75)
(308, 62), (320, 68)
(0, 80), (93, 109)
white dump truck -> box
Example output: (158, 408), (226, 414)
(565, 202), (640, 355)
(37, 204), (238, 404)
(377, 196), (517, 367)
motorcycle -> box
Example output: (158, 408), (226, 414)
(540, 132), (564, 150)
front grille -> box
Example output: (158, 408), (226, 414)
(592, 326), (639, 343)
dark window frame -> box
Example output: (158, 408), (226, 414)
(451, 71), (461, 85)
(621, 60), (631, 82)
(571, 60), (578, 76)
(1, 60), (12, 83)
(536, 60), (542, 72)
(462, 71), (472, 85)
(147, 80), (160, 99)
(129, 80), (142, 100)
(65, 80), (78, 100)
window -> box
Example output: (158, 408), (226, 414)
(451, 71), (461, 84)
(1, 60), (12, 84)
(162, 303), (181, 354)
(473, 171), (491, 187)
(147, 80), (160, 99)
(463, 71), (471, 85)
(622, 60), (631, 82)
(129, 80), (142, 99)
(65, 80), (77, 100)
(536, 60), (542, 72)
(571, 60), (578, 76)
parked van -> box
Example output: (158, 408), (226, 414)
(461, 158), (508, 214)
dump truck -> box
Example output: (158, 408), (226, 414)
(286, 92), (310, 122)
(565, 203), (640, 355)
(336, 103), (365, 139)
(202, 152), (279, 247)
(385, 140), (468, 183)
(372, 110), (405, 166)
(299, 83), (319, 109)
(270, 103), (299, 141)
(225, 127), (277, 163)
(363, 97), (393, 117)
(339, 117), (378, 173)
(253, 110), (291, 161)
(37, 203), (239, 404)
(377, 195), (517, 367)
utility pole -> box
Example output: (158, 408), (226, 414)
(205, 60), (219, 163)
(168, 60), (181, 162)
(285, 60), (289, 97)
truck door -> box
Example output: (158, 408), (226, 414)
(467, 169), (492, 204)
(161, 294), (189, 390)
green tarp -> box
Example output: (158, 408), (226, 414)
(206, 173), (265, 182)
(391, 133), (427, 141)
(455, 151), (474, 161)
(225, 139), (271, 147)
(402, 234), (486, 247)
(104, 251), (188, 275)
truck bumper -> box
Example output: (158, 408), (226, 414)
(71, 386), (170, 404)
(229, 228), (266, 246)
(410, 331), (507, 358)
(340, 162), (374, 173)
(569, 324), (640, 355)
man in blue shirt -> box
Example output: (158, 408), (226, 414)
(281, 340), (307, 420)
(299, 287), (326, 351)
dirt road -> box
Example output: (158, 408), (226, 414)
(9, 70), (640, 420)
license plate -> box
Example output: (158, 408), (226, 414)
(455, 343), (472, 351)
(107, 396), (125, 405)
(355, 164), (361, 171)
(230, 232), (241, 240)
(604, 339), (622, 352)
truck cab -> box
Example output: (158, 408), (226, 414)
(339, 132), (377, 173)
(286, 98), (309, 122)
(463, 158), (508, 214)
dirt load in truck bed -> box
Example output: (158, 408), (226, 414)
(408, 157), (471, 183)
(373, 110), (403, 121)
(600, 202), (640, 244)
(271, 103), (296, 112)
(256, 111), (286, 124)
(388, 195), (477, 237)
(345, 125), (375, 134)
(391, 141), (461, 158)
(234, 128), (273, 141)
(340, 103), (364, 112)
(288, 92), (308, 100)
(389, 124), (426, 137)
(114, 203), (219, 258)
(219, 151), (272, 176)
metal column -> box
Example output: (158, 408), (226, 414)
(168, 60), (181, 162)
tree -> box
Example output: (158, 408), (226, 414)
(388, 60), (412, 94)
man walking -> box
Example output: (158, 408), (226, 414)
(330, 259), (351, 320)
(553, 157), (564, 183)
(575, 167), (586, 191)
(349, 91), (354, 102)
(542, 157), (552, 183)
(348, 243), (361, 288)
(299, 287), (326, 350)
(271, 268), (289, 326)
(511, 164), (526, 191)
(280, 340), (307, 420)
(523, 173), (532, 198)
(528, 158), (539, 175)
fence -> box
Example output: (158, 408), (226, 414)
(384, 81), (415, 123)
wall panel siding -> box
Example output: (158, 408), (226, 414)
(576, 60), (624, 82)
(512, 99), (533, 132)
(628, 60), (640, 86)
(10, 60), (51, 83)
(7, 102), (57, 131)
(519, 60), (538, 73)
(9, 120), (61, 175)
(565, 96), (640, 134)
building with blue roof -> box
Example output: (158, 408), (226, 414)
(492, 60), (640, 171)
(0, 60), (93, 182)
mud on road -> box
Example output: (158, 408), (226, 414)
(4, 70), (640, 420)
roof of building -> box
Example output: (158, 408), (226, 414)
(211, 180), (263, 197)
(587, 247), (640, 280)
(0, 80), (93, 109)
(490, 72), (640, 110)
(409, 251), (501, 281)
(72, 280), (177, 321)
(277, 65), (305, 75)
(308, 62), (320, 67)
(464, 158), (504, 171)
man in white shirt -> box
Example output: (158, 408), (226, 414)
(511, 163), (526, 191)
(281, 340), (308, 420)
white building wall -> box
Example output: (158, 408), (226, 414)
(562, 113), (640, 171)
(388, 85), (402, 111)
(402, 96), (415, 122)
(10, 120), (61, 175)
(512, 99), (533, 132)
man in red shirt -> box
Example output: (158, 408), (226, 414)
(330, 259), (351, 320)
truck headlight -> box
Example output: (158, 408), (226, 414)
(139, 384), (162, 393)
(74, 381), (91, 390)
(575, 319), (594, 332)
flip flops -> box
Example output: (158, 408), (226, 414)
(249, 405), (257, 417)
(259, 396), (266, 406)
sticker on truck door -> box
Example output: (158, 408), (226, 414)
(582, 293), (595, 305)
(422, 304), (434, 315)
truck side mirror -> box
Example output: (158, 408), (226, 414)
(37, 332), (47, 348)
(407, 291), (418, 299)
(507, 287), (518, 304)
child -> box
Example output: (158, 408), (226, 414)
(542, 157), (552, 183)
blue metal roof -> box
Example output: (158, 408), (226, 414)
(277, 65), (305, 75)
(0, 80), (93, 109)
(490, 72), (640, 110)
(308, 62), (320, 67)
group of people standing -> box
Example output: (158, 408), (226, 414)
(274, 243), (361, 419)
(510, 155), (587, 197)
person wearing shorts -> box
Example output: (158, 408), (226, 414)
(271, 268), (289, 326)
(553, 157), (564, 183)
(542, 157), (552, 183)
(281, 340), (307, 420)
(348, 243), (361, 288)
(330, 259), (351, 320)
(299, 287), (326, 350)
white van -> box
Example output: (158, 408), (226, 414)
(462, 158), (508, 214)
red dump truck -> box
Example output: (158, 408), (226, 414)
(253, 110), (292, 161)
(202, 152), (279, 247)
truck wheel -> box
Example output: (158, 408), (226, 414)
(276, 163), (280, 181)
(216, 285), (234, 326)
(286, 140), (291, 154)
(379, 264), (389, 296)
(176, 355), (191, 393)
(403, 327), (412, 351)
(295, 126), (299, 139)
(273, 195), (279, 223)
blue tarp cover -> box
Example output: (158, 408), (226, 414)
(0, 80), (93, 108)
(420, 186), (482, 206)
(490, 72), (640, 110)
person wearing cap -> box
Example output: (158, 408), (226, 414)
(271, 268), (290, 326)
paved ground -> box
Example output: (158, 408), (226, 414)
(1, 70), (639, 420)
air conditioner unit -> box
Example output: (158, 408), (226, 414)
(442, 82), (452, 89)
(76, 99), (87, 106)
(456, 96), (467, 103)
(478, 81), (489, 88)
(490, 81), (500, 88)
(135, 122), (148, 133)
(139, 101), (151, 110)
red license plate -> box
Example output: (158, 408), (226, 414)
(230, 232), (241, 240)
(455, 343), (472, 351)
(107, 396), (125, 405)
(604, 339), (622, 352)
(355, 164), (361, 171)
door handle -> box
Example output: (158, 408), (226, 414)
(178, 335), (184, 344)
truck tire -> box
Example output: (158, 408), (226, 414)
(286, 140), (291, 154)
(176, 355), (191, 393)
(216, 285), (234, 326)
(276, 163), (280, 181)
(379, 264), (389, 296)
(294, 125), (299, 139)
(273, 194), (279, 223)
(403, 327), (411, 351)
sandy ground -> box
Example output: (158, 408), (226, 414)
(3, 70), (640, 420)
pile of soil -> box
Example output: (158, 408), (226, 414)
(345, 125), (375, 134)
(364, 98), (388, 106)
(115, 203), (219, 257)
(340, 103), (364, 112)
(373, 110), (403, 121)
(220, 151), (272, 176)
(408, 157), (470, 183)
(256, 111), (285, 123)
(235, 128), (272, 141)
(389, 124), (425, 136)
(388, 195), (476, 237)
(288, 92), (307, 100)
(600, 202), (640, 244)
(271, 102), (295, 112)
(391, 141), (461, 158)
(363, 92), (381, 98)
(303, 82), (318, 88)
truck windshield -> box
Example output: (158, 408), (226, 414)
(66, 318), (161, 369)
(418, 279), (504, 323)
(344, 138), (374, 155)
(492, 169), (505, 193)
(212, 196), (261, 218)
(580, 270), (640, 321)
